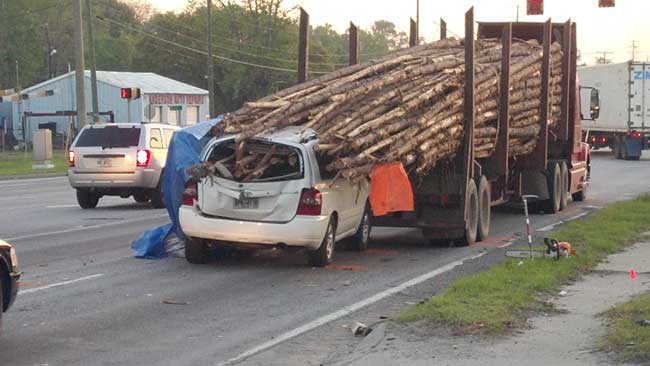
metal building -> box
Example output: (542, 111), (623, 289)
(5, 71), (208, 143)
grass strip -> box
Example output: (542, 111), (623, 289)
(0, 150), (68, 176)
(600, 293), (650, 363)
(400, 196), (650, 334)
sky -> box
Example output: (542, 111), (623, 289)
(149, 0), (650, 64)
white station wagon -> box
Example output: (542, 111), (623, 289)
(179, 127), (371, 266)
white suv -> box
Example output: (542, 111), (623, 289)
(68, 123), (179, 209)
(179, 127), (371, 267)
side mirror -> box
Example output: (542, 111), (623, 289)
(590, 88), (600, 120)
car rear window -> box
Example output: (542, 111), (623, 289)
(206, 139), (304, 182)
(75, 126), (141, 148)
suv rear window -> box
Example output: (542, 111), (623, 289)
(75, 126), (141, 148)
(206, 139), (303, 182)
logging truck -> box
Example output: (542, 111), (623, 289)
(373, 16), (600, 245)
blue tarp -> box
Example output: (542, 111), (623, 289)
(132, 117), (223, 259)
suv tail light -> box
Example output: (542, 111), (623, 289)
(182, 180), (198, 206)
(68, 150), (76, 167)
(632, 132), (642, 139)
(297, 188), (322, 216)
(136, 149), (151, 167)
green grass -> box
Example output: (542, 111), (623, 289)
(600, 293), (650, 363)
(0, 150), (68, 176)
(400, 196), (650, 335)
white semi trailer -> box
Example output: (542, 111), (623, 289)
(579, 61), (650, 160)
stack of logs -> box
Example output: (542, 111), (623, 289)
(217, 37), (563, 180)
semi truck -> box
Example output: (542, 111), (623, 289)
(373, 11), (600, 245)
(580, 61), (649, 160)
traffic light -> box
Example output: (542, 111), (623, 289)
(527, 0), (543, 15)
(120, 87), (141, 100)
(598, 0), (615, 7)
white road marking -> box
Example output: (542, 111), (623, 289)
(566, 213), (589, 221)
(6, 214), (168, 241)
(537, 221), (564, 232)
(216, 251), (486, 366)
(20, 274), (104, 295)
(498, 240), (515, 249)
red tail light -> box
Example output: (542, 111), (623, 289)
(136, 149), (151, 167)
(68, 150), (76, 167)
(591, 136), (597, 143)
(182, 180), (198, 206)
(297, 188), (322, 216)
(632, 132), (642, 139)
(601, 137), (607, 143)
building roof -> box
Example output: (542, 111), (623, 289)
(21, 71), (208, 95)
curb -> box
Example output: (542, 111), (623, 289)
(0, 172), (67, 181)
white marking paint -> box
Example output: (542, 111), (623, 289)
(20, 274), (104, 295)
(6, 214), (168, 241)
(216, 251), (486, 366)
(537, 221), (564, 232)
(566, 212), (588, 221)
(498, 240), (515, 249)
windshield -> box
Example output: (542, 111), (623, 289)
(206, 139), (304, 182)
(75, 126), (141, 148)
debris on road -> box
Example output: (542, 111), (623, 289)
(352, 322), (373, 337)
(161, 300), (191, 306)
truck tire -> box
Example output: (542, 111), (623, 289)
(614, 136), (623, 159)
(459, 180), (479, 246)
(348, 203), (371, 251)
(559, 162), (569, 211)
(308, 216), (336, 267)
(76, 189), (99, 209)
(543, 162), (561, 214)
(477, 176), (491, 242)
(185, 237), (210, 264)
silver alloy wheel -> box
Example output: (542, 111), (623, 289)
(325, 224), (335, 260)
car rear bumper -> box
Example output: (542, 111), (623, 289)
(68, 168), (159, 189)
(179, 206), (329, 250)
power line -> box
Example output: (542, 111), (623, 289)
(95, 15), (330, 75)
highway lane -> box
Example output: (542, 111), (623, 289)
(0, 150), (648, 366)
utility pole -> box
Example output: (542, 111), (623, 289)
(416, 0), (419, 42)
(631, 40), (638, 61)
(516, 4), (520, 22)
(207, 0), (216, 119)
(15, 60), (20, 90)
(85, 0), (99, 123)
(72, 0), (87, 129)
(44, 23), (52, 79)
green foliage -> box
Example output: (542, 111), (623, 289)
(1, 0), (408, 115)
(400, 196), (650, 334)
(600, 293), (650, 363)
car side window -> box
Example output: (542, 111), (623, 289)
(163, 129), (175, 148)
(150, 128), (164, 149)
(315, 152), (337, 180)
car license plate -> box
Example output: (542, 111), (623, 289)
(234, 198), (259, 209)
(97, 158), (113, 167)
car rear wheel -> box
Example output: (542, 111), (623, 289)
(76, 189), (99, 209)
(150, 178), (165, 209)
(0, 273), (4, 330)
(133, 192), (149, 203)
(349, 203), (371, 251)
(185, 237), (210, 264)
(308, 217), (335, 267)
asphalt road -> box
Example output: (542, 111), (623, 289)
(0, 150), (648, 366)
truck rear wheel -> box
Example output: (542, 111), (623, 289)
(477, 176), (490, 242)
(560, 162), (569, 211)
(543, 162), (561, 214)
(614, 136), (623, 159)
(459, 180), (478, 246)
(185, 237), (210, 264)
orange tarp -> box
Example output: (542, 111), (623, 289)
(369, 162), (415, 217)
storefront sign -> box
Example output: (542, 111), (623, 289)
(148, 94), (206, 105)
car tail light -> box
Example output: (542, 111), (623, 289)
(182, 180), (198, 206)
(601, 137), (607, 143)
(297, 188), (322, 216)
(632, 132), (642, 139)
(136, 149), (151, 167)
(67, 150), (76, 167)
(591, 136), (597, 143)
